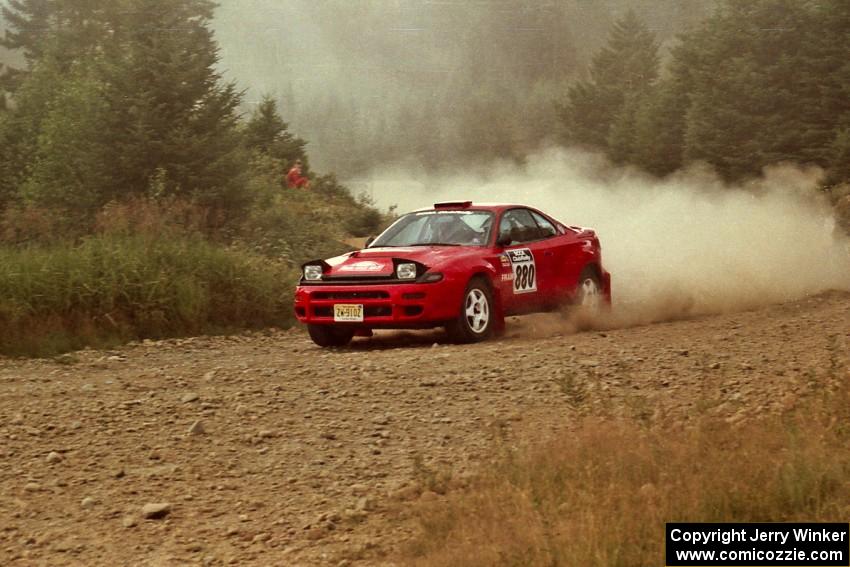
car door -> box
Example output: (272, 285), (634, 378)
(528, 209), (575, 303)
(496, 208), (555, 313)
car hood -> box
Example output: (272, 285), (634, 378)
(323, 246), (477, 277)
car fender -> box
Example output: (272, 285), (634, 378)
(441, 255), (501, 301)
(572, 238), (602, 280)
(466, 261), (505, 320)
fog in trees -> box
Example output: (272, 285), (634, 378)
(212, 0), (714, 176)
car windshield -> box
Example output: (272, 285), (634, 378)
(370, 210), (494, 247)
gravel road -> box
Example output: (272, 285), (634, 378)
(1, 291), (848, 566)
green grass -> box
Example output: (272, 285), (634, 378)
(0, 233), (298, 356)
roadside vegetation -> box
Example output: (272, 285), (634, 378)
(0, 231), (295, 356)
(0, 166), (386, 357)
(400, 351), (850, 566)
(0, 0), (389, 356)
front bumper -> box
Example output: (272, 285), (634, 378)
(294, 280), (461, 328)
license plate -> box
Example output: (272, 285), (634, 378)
(333, 304), (364, 322)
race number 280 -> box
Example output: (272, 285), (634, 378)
(506, 248), (537, 294)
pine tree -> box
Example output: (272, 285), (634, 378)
(0, 0), (52, 63)
(606, 92), (643, 164)
(811, 0), (850, 183)
(95, 0), (245, 210)
(0, 0), (51, 91)
(0, 0), (116, 91)
(0, 51), (64, 206)
(631, 80), (686, 176)
(0, 0), (248, 215)
(559, 10), (659, 155)
(627, 37), (700, 177)
(243, 95), (307, 167)
(828, 129), (850, 185)
(677, 0), (821, 179)
(20, 60), (112, 212)
(0, 110), (15, 208)
(559, 0), (850, 183)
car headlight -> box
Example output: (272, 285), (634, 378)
(303, 264), (323, 281)
(396, 263), (417, 280)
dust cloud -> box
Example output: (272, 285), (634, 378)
(353, 148), (850, 327)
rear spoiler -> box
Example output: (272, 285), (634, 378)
(434, 200), (472, 209)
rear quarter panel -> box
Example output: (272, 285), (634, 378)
(559, 229), (605, 299)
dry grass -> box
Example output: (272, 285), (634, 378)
(400, 360), (850, 567)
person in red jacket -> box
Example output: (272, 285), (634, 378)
(286, 159), (310, 189)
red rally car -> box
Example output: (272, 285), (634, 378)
(294, 201), (611, 347)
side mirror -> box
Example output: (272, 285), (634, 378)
(496, 233), (512, 247)
(364, 236), (375, 248)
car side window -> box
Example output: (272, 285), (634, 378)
(499, 209), (542, 245)
(530, 211), (557, 238)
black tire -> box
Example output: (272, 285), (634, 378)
(446, 277), (497, 343)
(308, 324), (355, 348)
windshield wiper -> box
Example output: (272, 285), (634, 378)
(408, 242), (462, 247)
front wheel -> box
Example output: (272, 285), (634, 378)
(446, 277), (498, 343)
(308, 324), (355, 348)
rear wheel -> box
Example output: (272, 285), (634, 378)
(308, 324), (355, 348)
(574, 267), (603, 313)
(446, 277), (497, 343)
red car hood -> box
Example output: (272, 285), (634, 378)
(324, 246), (474, 277)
